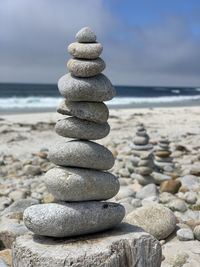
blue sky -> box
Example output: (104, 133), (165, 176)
(0, 0), (200, 86)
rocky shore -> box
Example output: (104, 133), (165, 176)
(0, 106), (200, 266)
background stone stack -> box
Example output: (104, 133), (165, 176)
(23, 27), (125, 238)
(131, 123), (153, 167)
(154, 136), (174, 173)
(134, 153), (155, 185)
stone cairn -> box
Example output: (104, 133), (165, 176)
(134, 153), (155, 185)
(23, 27), (125, 238)
(154, 136), (174, 173)
(131, 123), (153, 167)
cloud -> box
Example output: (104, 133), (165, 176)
(0, 0), (200, 86)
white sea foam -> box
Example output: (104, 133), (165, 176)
(0, 95), (200, 110)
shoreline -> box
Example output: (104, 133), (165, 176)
(0, 99), (200, 115)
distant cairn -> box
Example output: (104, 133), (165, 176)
(154, 136), (174, 173)
(23, 27), (125, 238)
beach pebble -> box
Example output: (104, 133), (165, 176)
(178, 175), (200, 190)
(136, 183), (158, 200)
(24, 202), (125, 237)
(190, 165), (200, 176)
(55, 117), (110, 140)
(45, 167), (119, 201)
(176, 228), (194, 241)
(193, 225), (200, 240)
(58, 73), (115, 102)
(0, 259), (7, 267)
(184, 191), (197, 204)
(8, 190), (26, 201)
(167, 198), (187, 212)
(49, 140), (114, 170)
(76, 27), (96, 43)
(57, 100), (109, 123)
(67, 58), (105, 77)
(126, 204), (176, 240)
(136, 166), (153, 175)
(160, 180), (182, 194)
(23, 165), (42, 176)
(115, 186), (135, 200)
(159, 192), (175, 205)
(152, 172), (171, 185)
(68, 42), (103, 59)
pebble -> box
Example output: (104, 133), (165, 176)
(24, 202), (125, 237)
(136, 166), (153, 175)
(49, 140), (114, 170)
(0, 259), (7, 267)
(55, 117), (110, 140)
(184, 191), (197, 204)
(8, 190), (26, 201)
(45, 167), (119, 201)
(152, 172), (171, 185)
(58, 73), (116, 102)
(115, 186), (135, 200)
(159, 192), (177, 204)
(67, 58), (105, 77)
(160, 180), (182, 194)
(193, 225), (200, 240)
(68, 42), (103, 59)
(23, 164), (42, 176)
(126, 204), (176, 240)
(176, 228), (194, 241)
(75, 27), (96, 43)
(136, 183), (158, 200)
(190, 165), (200, 176)
(57, 100), (109, 123)
(167, 198), (187, 212)
(134, 136), (148, 145)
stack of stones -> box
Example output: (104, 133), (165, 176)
(23, 27), (125, 238)
(134, 153), (155, 185)
(154, 136), (174, 173)
(131, 123), (153, 166)
(132, 123), (153, 153)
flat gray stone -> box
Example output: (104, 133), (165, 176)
(75, 27), (96, 43)
(12, 223), (162, 267)
(55, 117), (110, 140)
(45, 167), (119, 201)
(49, 140), (114, 170)
(132, 173), (155, 186)
(57, 100), (109, 123)
(134, 136), (149, 146)
(58, 73), (116, 102)
(131, 144), (153, 151)
(68, 42), (103, 59)
(67, 58), (105, 77)
(152, 172), (171, 185)
(23, 202), (125, 237)
(126, 204), (176, 240)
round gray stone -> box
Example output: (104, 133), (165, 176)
(12, 223), (162, 267)
(67, 58), (105, 77)
(58, 73), (116, 102)
(23, 202), (125, 237)
(45, 167), (119, 201)
(49, 140), (114, 170)
(57, 100), (109, 123)
(176, 228), (194, 241)
(76, 27), (96, 43)
(68, 42), (103, 59)
(126, 204), (176, 240)
(134, 136), (149, 146)
(55, 117), (110, 140)
(133, 173), (156, 186)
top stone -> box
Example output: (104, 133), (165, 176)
(76, 27), (96, 43)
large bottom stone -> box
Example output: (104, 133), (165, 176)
(12, 223), (162, 267)
(23, 202), (125, 237)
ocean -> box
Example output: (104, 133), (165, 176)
(0, 83), (200, 113)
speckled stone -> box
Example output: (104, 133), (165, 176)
(68, 42), (103, 59)
(126, 204), (176, 240)
(57, 100), (109, 123)
(67, 58), (105, 77)
(76, 27), (96, 43)
(58, 73), (116, 102)
(55, 117), (110, 140)
(45, 167), (119, 201)
(23, 202), (125, 237)
(49, 140), (114, 170)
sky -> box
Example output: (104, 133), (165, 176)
(0, 0), (200, 86)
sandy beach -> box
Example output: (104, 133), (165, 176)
(0, 106), (200, 266)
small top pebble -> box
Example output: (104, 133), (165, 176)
(76, 27), (96, 43)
